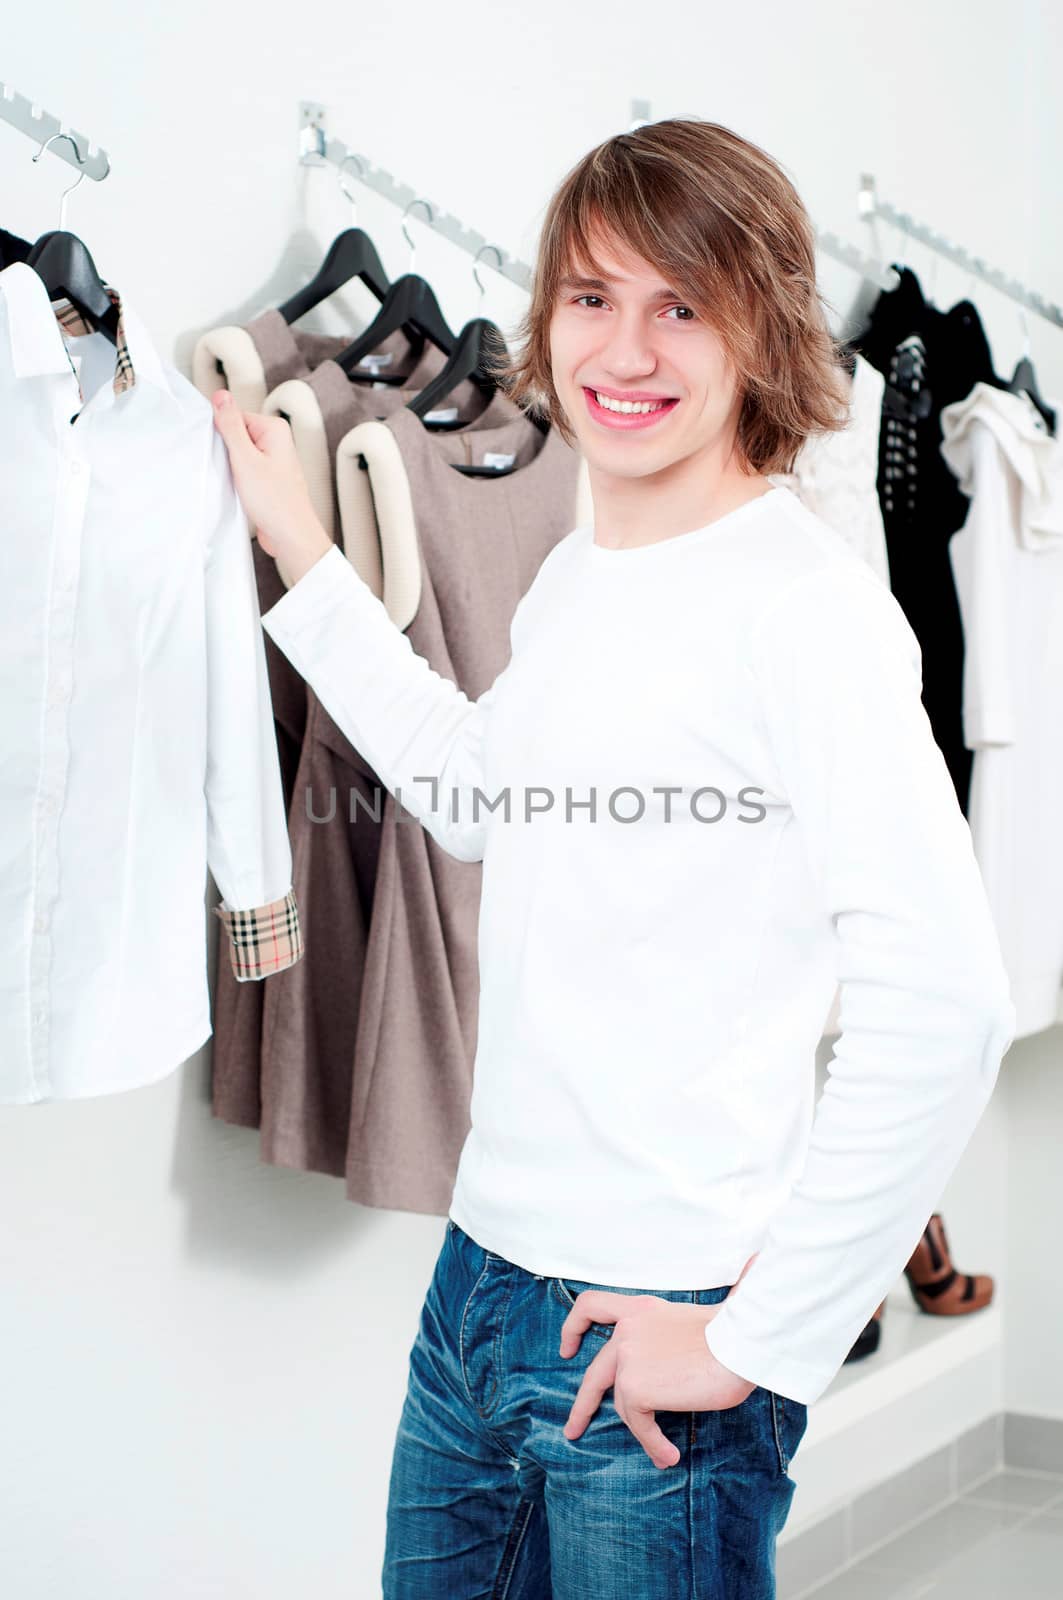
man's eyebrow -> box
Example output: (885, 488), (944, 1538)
(557, 273), (684, 302)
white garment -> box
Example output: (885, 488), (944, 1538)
(261, 484), (1015, 1405)
(940, 381), (1063, 1038)
(770, 352), (890, 587)
(0, 264), (298, 1104)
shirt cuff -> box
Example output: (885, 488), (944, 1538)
(703, 1310), (830, 1407)
(212, 886), (304, 982)
(261, 542), (351, 645)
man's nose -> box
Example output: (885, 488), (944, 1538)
(597, 317), (658, 377)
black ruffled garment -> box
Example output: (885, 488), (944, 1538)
(854, 267), (997, 818)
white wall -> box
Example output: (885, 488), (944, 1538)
(2, 3), (1061, 1595)
(1001, 0), (1063, 1423)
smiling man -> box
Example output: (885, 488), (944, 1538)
(211, 117), (1015, 1600)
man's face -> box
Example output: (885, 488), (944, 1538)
(548, 229), (744, 483)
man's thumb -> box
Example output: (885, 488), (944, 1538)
(211, 389), (252, 455)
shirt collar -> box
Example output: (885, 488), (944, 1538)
(52, 289), (136, 396)
(0, 260), (175, 405)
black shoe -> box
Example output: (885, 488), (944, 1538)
(843, 1301), (885, 1363)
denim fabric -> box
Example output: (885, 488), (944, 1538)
(383, 1220), (808, 1598)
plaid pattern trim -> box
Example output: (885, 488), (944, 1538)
(52, 285), (135, 399)
(212, 886), (304, 982)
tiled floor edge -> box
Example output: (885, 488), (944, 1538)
(781, 1409), (1063, 1597)
(779, 1412), (1003, 1598)
(1003, 1409), (1063, 1474)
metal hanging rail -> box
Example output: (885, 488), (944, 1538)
(859, 173), (1063, 331)
(815, 228), (899, 293)
(297, 110), (899, 301)
(295, 110), (1060, 330)
(0, 80), (110, 181)
(298, 101), (534, 292)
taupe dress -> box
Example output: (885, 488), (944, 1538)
(200, 313), (516, 1132)
(258, 405), (582, 1212)
(198, 317), (460, 1127)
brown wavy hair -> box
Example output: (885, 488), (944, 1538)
(488, 117), (851, 476)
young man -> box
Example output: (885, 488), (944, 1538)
(211, 118), (1015, 1598)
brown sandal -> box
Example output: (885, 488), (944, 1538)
(904, 1213), (994, 1314)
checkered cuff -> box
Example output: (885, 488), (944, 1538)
(212, 886), (304, 981)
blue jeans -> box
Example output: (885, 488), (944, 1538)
(383, 1219), (808, 1598)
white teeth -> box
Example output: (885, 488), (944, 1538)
(594, 391), (670, 415)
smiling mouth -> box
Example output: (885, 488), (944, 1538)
(583, 387), (680, 430)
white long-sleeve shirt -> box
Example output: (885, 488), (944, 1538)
(261, 482), (1015, 1404)
(0, 264), (301, 1106)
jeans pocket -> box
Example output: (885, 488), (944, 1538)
(768, 1388), (809, 1477)
(551, 1276), (643, 1337)
(551, 1276), (702, 1339)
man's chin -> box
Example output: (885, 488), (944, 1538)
(579, 441), (682, 481)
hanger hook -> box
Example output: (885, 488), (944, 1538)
(337, 154), (365, 219)
(857, 172), (891, 278)
(924, 235), (939, 304)
(472, 244), (503, 310)
(32, 131), (86, 231)
(1017, 308), (1031, 361)
(400, 199), (433, 273)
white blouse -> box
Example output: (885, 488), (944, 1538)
(941, 381), (1063, 1038)
(770, 352), (890, 587)
(0, 264), (301, 1105)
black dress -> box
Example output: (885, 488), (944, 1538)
(854, 266), (997, 818)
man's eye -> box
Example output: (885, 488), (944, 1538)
(663, 305), (696, 321)
(575, 295), (606, 309)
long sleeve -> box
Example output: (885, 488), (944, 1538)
(703, 562), (1016, 1405)
(202, 428), (303, 980)
(260, 542), (506, 863)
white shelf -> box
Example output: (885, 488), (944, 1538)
(784, 1291), (1003, 1533)
(812, 1287), (1001, 1439)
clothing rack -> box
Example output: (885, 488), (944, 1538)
(295, 106), (1062, 333)
(859, 173), (1063, 331)
(298, 101), (534, 292)
(295, 106), (911, 303)
(0, 80), (110, 182)
(814, 229), (899, 294)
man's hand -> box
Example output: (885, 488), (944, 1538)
(211, 390), (333, 587)
(560, 1253), (758, 1469)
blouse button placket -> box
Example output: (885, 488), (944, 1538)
(27, 400), (90, 1099)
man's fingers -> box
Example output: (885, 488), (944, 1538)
(244, 411), (290, 453)
(625, 1402), (681, 1470)
(562, 1340), (617, 1440)
(210, 391), (255, 459)
(559, 1291), (639, 1354)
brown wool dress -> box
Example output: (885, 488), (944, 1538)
(197, 315), (457, 1127)
(200, 313), (519, 1133)
(257, 405), (582, 1212)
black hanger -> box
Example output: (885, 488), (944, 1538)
(336, 272), (455, 376)
(1007, 353), (1056, 436)
(1, 227), (32, 269)
(407, 315), (543, 424)
(409, 317), (549, 443)
(26, 230), (119, 345)
(412, 317), (550, 477)
(277, 228), (390, 325)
